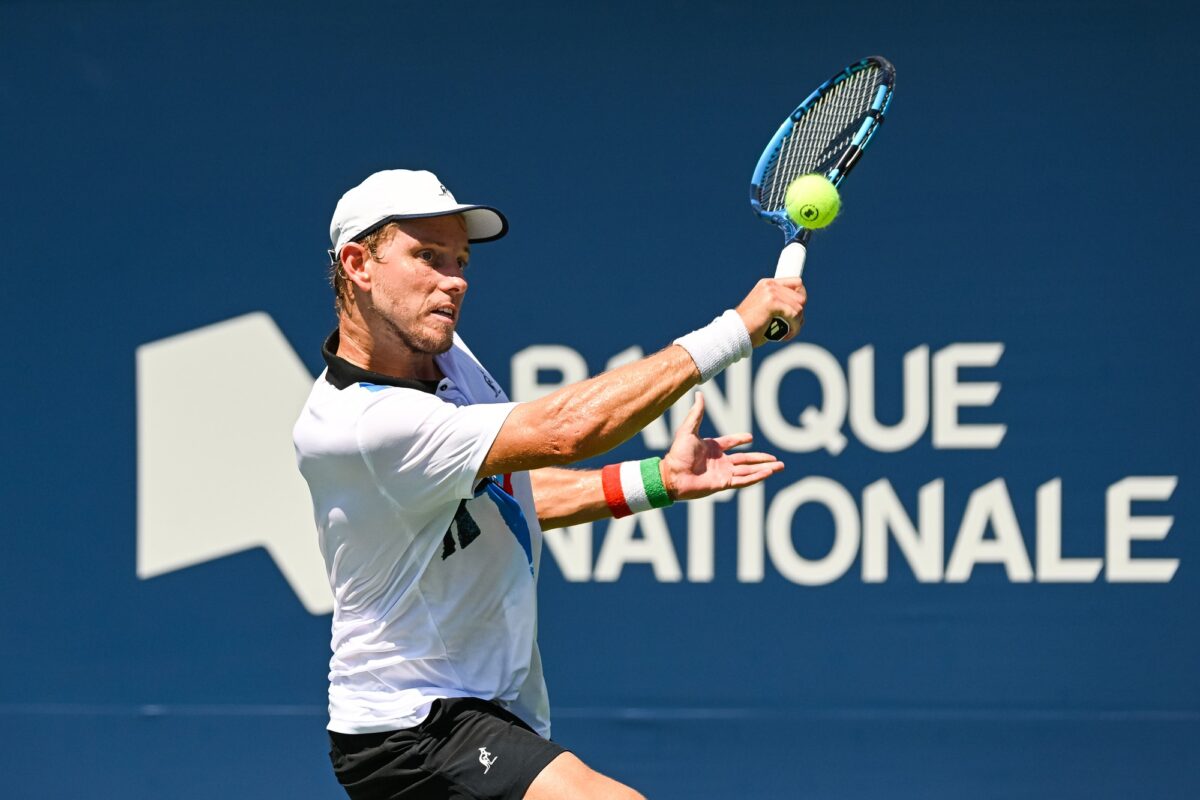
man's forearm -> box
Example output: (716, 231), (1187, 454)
(529, 467), (612, 529)
(481, 345), (700, 477)
(480, 278), (806, 481)
(532, 345), (699, 460)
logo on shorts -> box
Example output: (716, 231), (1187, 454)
(478, 746), (498, 774)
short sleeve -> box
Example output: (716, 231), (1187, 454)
(355, 390), (517, 511)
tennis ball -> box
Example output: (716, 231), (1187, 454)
(784, 174), (840, 229)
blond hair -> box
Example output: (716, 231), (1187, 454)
(329, 222), (401, 315)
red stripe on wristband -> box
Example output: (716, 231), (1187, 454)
(601, 463), (633, 518)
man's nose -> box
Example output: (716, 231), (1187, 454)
(442, 272), (468, 295)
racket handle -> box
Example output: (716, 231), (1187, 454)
(765, 241), (808, 341)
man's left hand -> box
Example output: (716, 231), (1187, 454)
(659, 392), (784, 501)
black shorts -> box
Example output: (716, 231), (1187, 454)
(328, 698), (568, 800)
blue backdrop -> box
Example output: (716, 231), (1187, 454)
(2, 1), (1196, 798)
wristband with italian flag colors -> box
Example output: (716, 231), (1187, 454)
(600, 457), (674, 518)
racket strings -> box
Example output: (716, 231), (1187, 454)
(761, 67), (884, 210)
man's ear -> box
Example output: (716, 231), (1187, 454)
(340, 242), (372, 292)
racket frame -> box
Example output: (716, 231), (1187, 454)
(749, 55), (895, 340)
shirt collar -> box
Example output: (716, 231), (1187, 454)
(321, 331), (439, 394)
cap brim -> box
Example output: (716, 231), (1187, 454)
(355, 206), (507, 244)
(340, 205), (509, 255)
(459, 206), (508, 243)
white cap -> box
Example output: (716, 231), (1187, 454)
(328, 169), (508, 263)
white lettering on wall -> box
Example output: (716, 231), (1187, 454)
(754, 344), (849, 455)
(1036, 479), (1102, 583)
(946, 479), (1033, 582)
(932, 343), (1007, 449)
(593, 509), (683, 582)
(1106, 477), (1179, 582)
(511, 345), (588, 402)
(508, 341), (1178, 587)
(542, 523), (594, 582)
(849, 345), (930, 452)
(862, 478), (945, 582)
(765, 477), (860, 585)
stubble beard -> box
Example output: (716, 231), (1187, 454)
(381, 314), (455, 357)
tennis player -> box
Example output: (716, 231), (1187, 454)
(293, 169), (806, 800)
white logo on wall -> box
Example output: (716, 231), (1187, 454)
(136, 313), (333, 614)
(135, 315), (1179, 617)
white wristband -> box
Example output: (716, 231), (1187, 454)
(673, 309), (753, 383)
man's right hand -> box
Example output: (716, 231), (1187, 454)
(734, 278), (807, 346)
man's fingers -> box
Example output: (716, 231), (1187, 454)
(767, 278), (806, 316)
(773, 283), (805, 340)
(713, 432), (753, 450)
(681, 391), (706, 435)
(782, 309), (806, 341)
(727, 451), (778, 465)
(732, 461), (783, 476)
(773, 276), (805, 293)
(730, 462), (785, 486)
(737, 278), (808, 347)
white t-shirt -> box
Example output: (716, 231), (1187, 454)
(293, 332), (550, 736)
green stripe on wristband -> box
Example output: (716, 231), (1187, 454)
(640, 457), (673, 509)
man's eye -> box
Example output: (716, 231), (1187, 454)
(458, 258), (469, 270)
(417, 250), (435, 263)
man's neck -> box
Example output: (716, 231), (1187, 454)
(335, 314), (444, 382)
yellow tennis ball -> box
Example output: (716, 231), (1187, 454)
(784, 174), (840, 229)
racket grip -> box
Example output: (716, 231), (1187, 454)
(765, 241), (808, 341)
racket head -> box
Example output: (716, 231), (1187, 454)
(750, 56), (895, 240)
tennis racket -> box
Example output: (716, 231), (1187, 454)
(750, 55), (896, 340)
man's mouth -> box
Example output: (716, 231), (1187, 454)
(431, 306), (456, 322)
